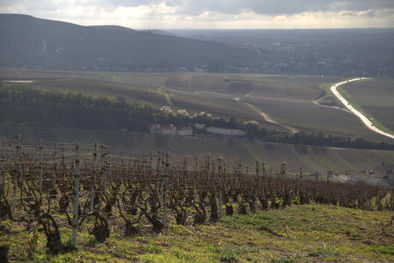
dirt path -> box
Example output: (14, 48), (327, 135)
(157, 87), (173, 105)
(312, 99), (350, 113)
(243, 102), (299, 134)
(331, 78), (394, 140)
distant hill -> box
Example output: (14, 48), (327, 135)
(0, 14), (257, 72)
(2, 14), (394, 76)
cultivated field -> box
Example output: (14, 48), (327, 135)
(342, 79), (394, 133)
(1, 67), (394, 186)
(1, 67), (391, 141)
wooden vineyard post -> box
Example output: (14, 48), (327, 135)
(238, 159), (242, 189)
(194, 158), (198, 189)
(39, 139), (43, 194)
(11, 135), (21, 218)
(97, 144), (105, 209)
(143, 154), (148, 178)
(0, 138), (5, 198)
(149, 153), (153, 183)
(52, 143), (57, 193)
(256, 161), (260, 177)
(72, 144), (81, 246)
(218, 157), (223, 218)
(156, 151), (161, 172)
(90, 143), (97, 213)
(176, 160), (180, 186)
(156, 151), (161, 189)
(182, 158), (187, 187)
(102, 145), (108, 191)
(206, 155), (210, 182)
(162, 151), (169, 227)
(280, 161), (286, 177)
(120, 144), (123, 166)
(159, 152), (164, 200)
(106, 152), (111, 190)
(61, 143), (66, 180)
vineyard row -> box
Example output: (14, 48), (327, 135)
(0, 136), (392, 255)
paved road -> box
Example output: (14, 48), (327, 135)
(3, 80), (34, 83)
(331, 78), (394, 140)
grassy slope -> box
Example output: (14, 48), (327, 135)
(2, 204), (393, 262)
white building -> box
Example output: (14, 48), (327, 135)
(206, 127), (246, 136)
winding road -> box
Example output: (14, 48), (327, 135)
(331, 78), (394, 140)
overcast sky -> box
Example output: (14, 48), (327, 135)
(1, 0), (394, 29)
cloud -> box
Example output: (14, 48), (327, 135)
(164, 0), (394, 15)
(0, 0), (393, 28)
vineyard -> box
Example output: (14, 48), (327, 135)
(0, 136), (393, 261)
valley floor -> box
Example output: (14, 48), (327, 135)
(2, 204), (393, 262)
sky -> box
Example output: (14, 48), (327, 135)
(1, 0), (394, 29)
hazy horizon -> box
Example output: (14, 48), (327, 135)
(1, 0), (394, 29)
(4, 13), (394, 31)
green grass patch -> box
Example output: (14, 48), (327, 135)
(1, 204), (393, 262)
